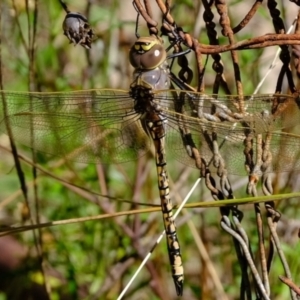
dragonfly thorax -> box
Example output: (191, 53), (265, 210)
(130, 60), (170, 114)
(131, 85), (156, 113)
(129, 36), (167, 70)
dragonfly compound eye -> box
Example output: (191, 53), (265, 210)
(62, 12), (94, 49)
(129, 37), (167, 70)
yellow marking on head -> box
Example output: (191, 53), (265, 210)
(140, 40), (156, 51)
(133, 40), (157, 52)
(134, 44), (141, 50)
(133, 36), (161, 52)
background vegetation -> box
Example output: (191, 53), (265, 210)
(0, 0), (300, 299)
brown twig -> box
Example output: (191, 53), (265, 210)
(59, 0), (70, 13)
(232, 0), (263, 33)
(156, 0), (175, 25)
(188, 34), (300, 53)
(279, 276), (300, 296)
(133, 0), (158, 36)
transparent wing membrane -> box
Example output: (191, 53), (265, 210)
(1, 91), (300, 174)
(0, 90), (149, 163)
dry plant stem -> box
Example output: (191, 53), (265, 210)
(26, 0), (39, 228)
(268, 0), (297, 93)
(268, 0), (286, 36)
(97, 166), (165, 298)
(193, 39), (206, 92)
(263, 186), (276, 288)
(0, 207), (158, 237)
(187, 34), (300, 53)
(0, 105), (29, 210)
(58, 0), (70, 13)
(154, 2), (300, 57)
(85, 0), (92, 19)
(231, 216), (252, 299)
(117, 178), (202, 300)
(255, 203), (270, 297)
(262, 180), (276, 277)
(279, 276), (300, 296)
(132, 157), (147, 238)
(202, 0), (230, 94)
(143, 0), (154, 20)
(25, 0), (32, 58)
(95, 162), (166, 299)
(133, 0), (158, 35)
(292, 10), (300, 78)
(3, 4), (28, 204)
(172, 167), (193, 191)
(28, 0), (38, 91)
(132, 157), (151, 240)
(0, 144), (151, 208)
(211, 136), (233, 198)
(203, 140), (250, 297)
(233, 215), (249, 247)
(25, 0), (51, 297)
(5, 145), (300, 209)
(204, 171), (222, 201)
(246, 136), (270, 295)
(192, 218), (228, 300)
(96, 163), (134, 233)
(155, 2), (300, 59)
(169, 173), (228, 299)
(193, 0), (205, 38)
(131, 158), (155, 238)
(0, 5), (50, 298)
(175, 45), (193, 85)
(266, 205), (297, 300)
(221, 216), (270, 300)
(205, 160), (253, 296)
(156, 0), (175, 26)
(0, 161), (100, 211)
(232, 0), (263, 34)
(277, 49), (297, 93)
(91, 257), (135, 298)
(11, 0), (28, 52)
(214, 0), (243, 98)
(3, 190), (300, 237)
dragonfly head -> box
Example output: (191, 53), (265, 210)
(129, 36), (167, 70)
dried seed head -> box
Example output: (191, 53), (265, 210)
(62, 12), (94, 49)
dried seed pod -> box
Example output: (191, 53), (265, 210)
(62, 12), (94, 49)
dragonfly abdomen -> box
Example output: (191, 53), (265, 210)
(156, 149), (184, 296)
(148, 117), (184, 296)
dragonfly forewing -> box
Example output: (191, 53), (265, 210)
(0, 90), (151, 164)
(3, 91), (300, 174)
(155, 92), (300, 175)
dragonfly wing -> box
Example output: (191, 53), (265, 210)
(164, 111), (247, 175)
(0, 90), (150, 164)
(158, 91), (300, 175)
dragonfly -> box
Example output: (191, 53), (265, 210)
(1, 36), (300, 296)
